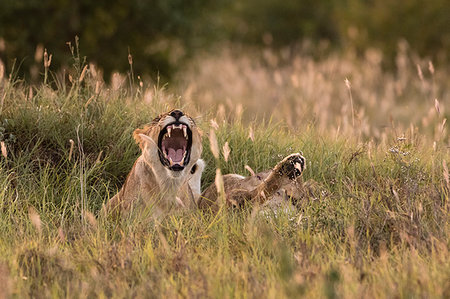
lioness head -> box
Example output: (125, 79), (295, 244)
(134, 109), (202, 177)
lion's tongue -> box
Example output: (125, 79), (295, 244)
(168, 148), (184, 163)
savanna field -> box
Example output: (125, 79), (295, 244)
(0, 46), (449, 298)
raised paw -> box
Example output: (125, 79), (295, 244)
(275, 153), (306, 180)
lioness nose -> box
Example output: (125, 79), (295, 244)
(170, 110), (184, 120)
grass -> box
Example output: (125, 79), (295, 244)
(0, 47), (449, 298)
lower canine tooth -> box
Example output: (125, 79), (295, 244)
(169, 157), (174, 166)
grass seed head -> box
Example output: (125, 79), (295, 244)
(28, 207), (42, 234)
(0, 59), (4, 81)
(209, 128), (219, 159)
(223, 141), (231, 162)
(43, 49), (52, 68)
(0, 141), (7, 159)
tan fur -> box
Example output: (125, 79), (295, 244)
(198, 153), (306, 212)
(104, 110), (203, 216)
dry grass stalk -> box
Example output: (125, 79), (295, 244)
(245, 165), (255, 176)
(248, 127), (254, 142)
(34, 44), (44, 63)
(345, 78), (355, 128)
(83, 211), (98, 227)
(84, 95), (95, 108)
(0, 59), (4, 82)
(209, 128), (219, 159)
(214, 168), (225, 205)
(57, 227), (65, 243)
(223, 141), (231, 162)
(443, 160), (449, 189)
(434, 99), (440, 115)
(0, 142), (7, 159)
(28, 207), (42, 234)
(210, 119), (219, 130)
(428, 61), (435, 74)
(417, 64), (424, 81)
(95, 150), (103, 165)
(43, 49), (52, 68)
(68, 139), (74, 161)
(79, 65), (88, 83)
(95, 81), (101, 95)
(28, 86), (33, 100)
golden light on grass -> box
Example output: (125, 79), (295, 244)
(0, 42), (448, 298)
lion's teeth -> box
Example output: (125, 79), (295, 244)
(183, 126), (187, 138)
(167, 127), (172, 137)
(168, 157), (174, 166)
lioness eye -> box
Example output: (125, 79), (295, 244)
(190, 164), (197, 174)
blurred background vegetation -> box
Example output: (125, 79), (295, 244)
(0, 0), (449, 80)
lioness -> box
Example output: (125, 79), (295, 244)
(105, 109), (306, 215)
(105, 109), (204, 215)
(198, 153), (305, 212)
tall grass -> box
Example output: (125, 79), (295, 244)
(176, 45), (449, 143)
(0, 47), (448, 298)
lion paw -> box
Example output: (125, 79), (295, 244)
(275, 153), (306, 180)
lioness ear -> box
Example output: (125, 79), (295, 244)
(138, 133), (156, 147)
(133, 127), (152, 149)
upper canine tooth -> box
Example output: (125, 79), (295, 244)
(183, 127), (187, 137)
(167, 127), (172, 137)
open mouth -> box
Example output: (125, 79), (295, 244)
(158, 122), (192, 171)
